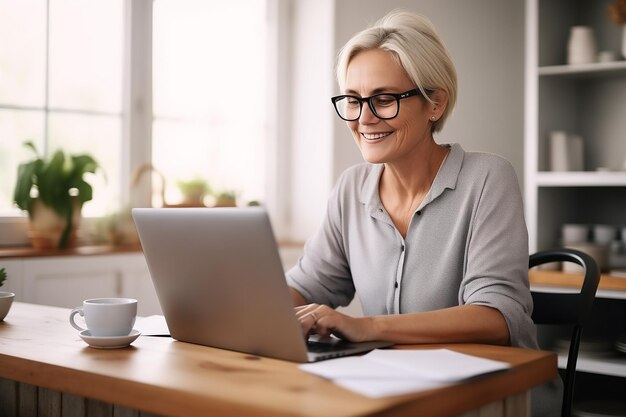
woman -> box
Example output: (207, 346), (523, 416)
(286, 10), (560, 416)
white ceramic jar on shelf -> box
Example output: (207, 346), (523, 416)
(567, 26), (597, 65)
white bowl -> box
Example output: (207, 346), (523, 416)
(0, 291), (15, 321)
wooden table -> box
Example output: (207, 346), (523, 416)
(0, 303), (556, 417)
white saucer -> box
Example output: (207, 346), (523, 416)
(79, 329), (141, 349)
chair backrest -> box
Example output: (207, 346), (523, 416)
(529, 248), (600, 417)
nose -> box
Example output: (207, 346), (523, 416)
(358, 101), (379, 124)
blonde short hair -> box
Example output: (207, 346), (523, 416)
(336, 10), (457, 133)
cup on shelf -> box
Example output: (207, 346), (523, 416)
(568, 135), (584, 171)
(592, 224), (616, 245)
(567, 26), (597, 65)
(562, 223), (589, 245)
(549, 131), (570, 171)
(549, 131), (584, 171)
(597, 50), (617, 63)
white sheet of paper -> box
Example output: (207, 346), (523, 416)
(365, 349), (511, 382)
(299, 348), (510, 398)
(134, 315), (170, 336)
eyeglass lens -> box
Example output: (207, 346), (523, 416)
(334, 95), (399, 121)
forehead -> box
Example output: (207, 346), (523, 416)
(344, 49), (412, 93)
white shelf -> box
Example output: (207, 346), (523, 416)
(530, 286), (626, 301)
(558, 353), (626, 378)
(535, 172), (626, 187)
(539, 61), (626, 78)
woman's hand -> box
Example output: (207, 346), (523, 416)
(294, 304), (374, 342)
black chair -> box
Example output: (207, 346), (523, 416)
(529, 248), (601, 417)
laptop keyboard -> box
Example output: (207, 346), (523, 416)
(306, 339), (352, 353)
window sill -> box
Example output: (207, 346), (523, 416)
(0, 244), (143, 260)
(0, 241), (304, 260)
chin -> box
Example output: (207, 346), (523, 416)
(359, 149), (388, 164)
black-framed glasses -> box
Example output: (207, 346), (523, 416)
(330, 89), (424, 121)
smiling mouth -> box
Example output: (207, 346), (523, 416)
(361, 132), (392, 141)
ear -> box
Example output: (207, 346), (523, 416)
(428, 89), (448, 122)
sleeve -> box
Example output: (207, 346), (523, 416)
(460, 157), (538, 349)
(285, 175), (356, 308)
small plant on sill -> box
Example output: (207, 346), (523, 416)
(177, 177), (212, 206)
(0, 267), (6, 288)
(214, 190), (238, 207)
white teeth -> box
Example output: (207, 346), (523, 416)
(362, 132), (391, 140)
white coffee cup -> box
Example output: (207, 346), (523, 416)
(69, 298), (137, 337)
(562, 224), (589, 245)
(593, 224), (616, 245)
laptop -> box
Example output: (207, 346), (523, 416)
(132, 207), (392, 362)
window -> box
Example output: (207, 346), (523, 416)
(152, 0), (267, 207)
(0, 0), (123, 219)
(0, 0), (277, 245)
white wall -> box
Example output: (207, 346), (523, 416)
(288, 0), (525, 241)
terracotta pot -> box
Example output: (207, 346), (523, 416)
(28, 198), (81, 249)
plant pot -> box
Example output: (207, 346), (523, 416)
(28, 198), (81, 249)
(0, 291), (15, 321)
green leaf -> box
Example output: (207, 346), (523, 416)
(72, 179), (93, 204)
(0, 267), (6, 287)
(13, 160), (39, 212)
(23, 140), (39, 156)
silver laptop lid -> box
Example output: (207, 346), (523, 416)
(132, 207), (310, 362)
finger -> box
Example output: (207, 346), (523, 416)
(295, 303), (319, 314)
(295, 304), (319, 320)
(297, 312), (318, 338)
(301, 305), (326, 322)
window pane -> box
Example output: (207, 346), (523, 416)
(0, 0), (46, 107)
(153, 119), (265, 206)
(153, 0), (267, 205)
(0, 110), (45, 216)
(48, 0), (123, 112)
(48, 113), (122, 217)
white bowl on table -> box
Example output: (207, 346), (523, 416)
(0, 291), (15, 321)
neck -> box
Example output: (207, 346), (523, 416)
(381, 141), (449, 200)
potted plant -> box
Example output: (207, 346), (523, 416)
(214, 190), (238, 207)
(608, 0), (626, 58)
(177, 177), (211, 207)
(0, 267), (14, 322)
(13, 141), (102, 249)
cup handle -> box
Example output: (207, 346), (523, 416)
(69, 307), (86, 332)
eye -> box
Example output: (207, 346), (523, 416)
(346, 97), (360, 107)
(373, 95), (395, 107)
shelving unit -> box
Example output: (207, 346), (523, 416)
(525, 0), (626, 252)
(525, 0), (626, 412)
